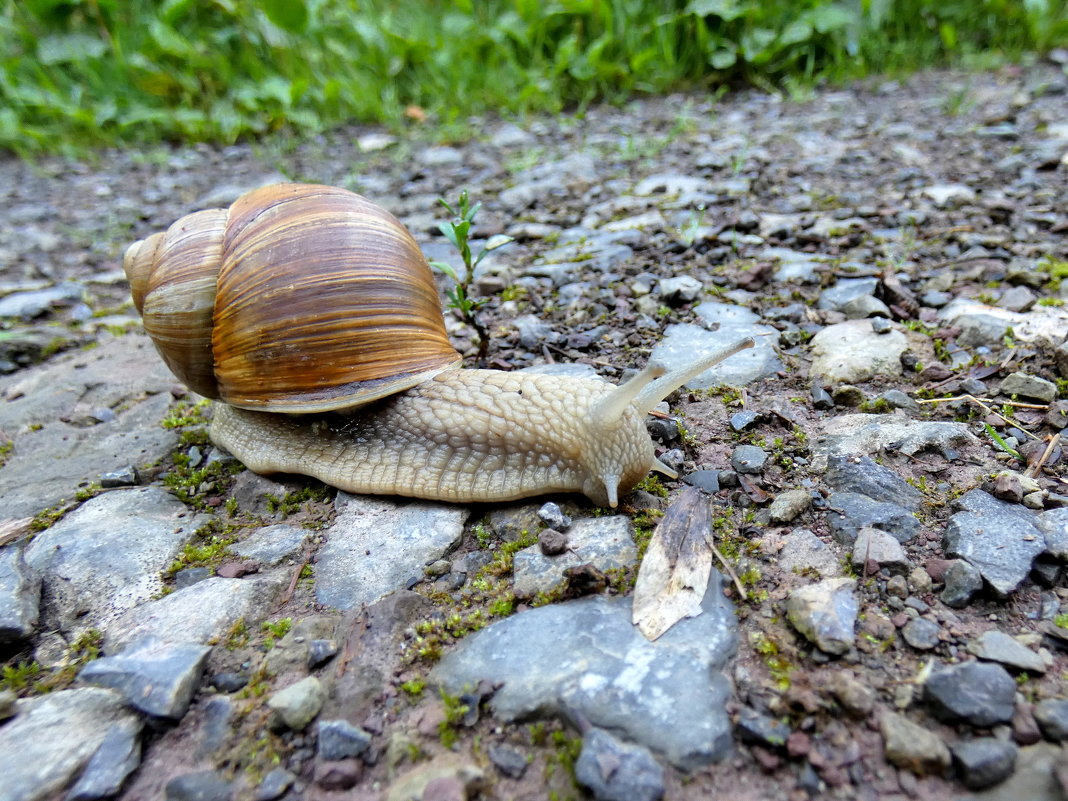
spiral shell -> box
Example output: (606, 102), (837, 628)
(124, 183), (461, 413)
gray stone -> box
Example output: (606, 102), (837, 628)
(0, 282), (84, 319)
(25, 487), (209, 633)
(105, 575), (284, 651)
(826, 492), (919, 544)
(901, 617), (941, 650)
(231, 523), (309, 566)
(734, 708), (791, 748)
(943, 490), (1046, 596)
(537, 502), (572, 531)
(825, 454), (923, 510)
(317, 719), (372, 760)
(489, 123), (535, 148)
(80, 636), (211, 719)
(0, 336), (181, 519)
(315, 494), (466, 610)
(809, 320), (907, 383)
(1056, 339), (1068, 377)
(768, 490), (812, 524)
(268, 676), (325, 731)
(922, 183), (976, 207)
(778, 529), (841, 578)
(924, 661), (1016, 726)
(731, 445), (767, 474)
(652, 315), (783, 389)
(513, 313), (557, 349)
(657, 276), (702, 305)
(512, 516), (636, 599)
(575, 728), (665, 801)
(851, 527), (910, 573)
(431, 574), (736, 769)
(842, 294), (892, 319)
(1032, 698), (1068, 741)
(940, 299), (1068, 348)
(999, 285), (1037, 313)
(0, 688), (140, 801)
(968, 630), (1047, 674)
(487, 744), (528, 779)
(165, 770), (233, 801)
(0, 546), (39, 641)
(64, 718), (141, 801)
(813, 414), (978, 469)
(254, 768), (295, 801)
(634, 174), (710, 196)
(1036, 508), (1068, 559)
(876, 389), (919, 411)
(785, 577), (857, 655)
(880, 710), (951, 775)
(942, 560), (984, 608)
(817, 277), (880, 311)
(951, 738), (1018, 790)
(1000, 372), (1058, 402)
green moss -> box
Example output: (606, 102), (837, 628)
(261, 618), (292, 650)
(1054, 613), (1068, 629)
(224, 618), (251, 650)
(161, 399), (212, 429)
(0, 439), (13, 469)
(630, 508), (664, 560)
(163, 519), (237, 577)
(634, 474), (668, 498)
(400, 678), (426, 697)
(265, 485), (334, 516)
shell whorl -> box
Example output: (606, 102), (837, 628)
(124, 183), (461, 412)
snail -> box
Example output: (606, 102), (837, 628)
(124, 183), (753, 508)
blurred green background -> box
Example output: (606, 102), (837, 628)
(3, 0), (1066, 156)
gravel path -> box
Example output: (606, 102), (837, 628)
(1, 61), (1067, 801)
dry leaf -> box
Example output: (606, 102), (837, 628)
(632, 487), (714, 641)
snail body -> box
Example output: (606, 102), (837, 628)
(125, 183), (753, 507)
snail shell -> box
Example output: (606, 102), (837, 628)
(123, 183), (461, 413)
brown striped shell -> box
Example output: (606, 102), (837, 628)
(123, 183), (461, 413)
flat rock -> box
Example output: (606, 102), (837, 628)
(943, 490), (1046, 596)
(652, 312), (782, 388)
(924, 661), (1016, 726)
(230, 523), (309, 566)
(0, 687), (141, 801)
(824, 454), (923, 510)
(513, 515), (636, 598)
(777, 529), (841, 578)
(0, 545), (39, 641)
(880, 710), (951, 775)
(431, 573), (736, 769)
(768, 490), (812, 524)
(80, 636), (212, 719)
(267, 676), (325, 731)
(105, 575), (285, 651)
(24, 487), (210, 633)
(967, 630), (1047, 674)
(851, 527), (910, 573)
(940, 299), (1068, 348)
(65, 716), (142, 801)
(826, 492), (919, 544)
(809, 319), (907, 384)
(817, 277), (880, 311)
(315, 494), (466, 610)
(812, 415), (978, 470)
(785, 577), (857, 655)
(0, 335), (181, 518)
(1036, 507), (1068, 560)
(951, 738), (1018, 790)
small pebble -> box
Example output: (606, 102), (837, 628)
(901, 617), (941, 650)
(487, 744), (528, 779)
(537, 502), (572, 531)
(308, 639), (339, 669)
(731, 445), (767, 474)
(539, 529), (569, 556)
(951, 738), (1018, 790)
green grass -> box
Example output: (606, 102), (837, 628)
(3, 0), (1066, 155)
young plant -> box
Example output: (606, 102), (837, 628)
(429, 191), (513, 362)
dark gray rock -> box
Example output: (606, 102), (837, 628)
(1032, 698), (1068, 741)
(165, 770), (233, 801)
(431, 573), (736, 769)
(942, 559), (984, 607)
(317, 719), (372, 760)
(574, 728), (665, 801)
(951, 738), (1018, 790)
(0, 282), (84, 319)
(826, 492), (919, 544)
(683, 470), (720, 493)
(1000, 372), (1058, 403)
(173, 567), (212, 590)
(194, 697), (235, 762)
(824, 454), (922, 510)
(537, 502), (571, 531)
(731, 445), (767, 474)
(65, 720), (141, 801)
(308, 639), (338, 669)
(729, 410), (761, 432)
(0, 546), (40, 642)
(98, 467), (139, 488)
(818, 277), (879, 311)
(210, 673), (248, 693)
(79, 636), (212, 719)
(902, 618), (941, 651)
(734, 708), (791, 748)
(785, 577), (857, 655)
(943, 490), (1046, 596)
(487, 744), (528, 779)
(924, 661), (1017, 726)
